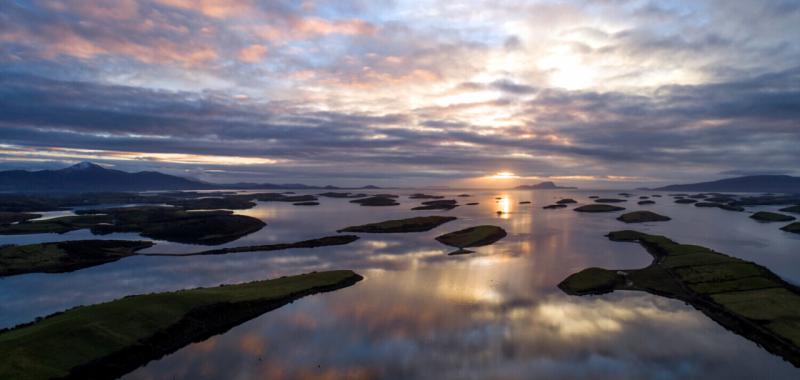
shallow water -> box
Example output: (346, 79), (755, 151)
(1, 189), (799, 379)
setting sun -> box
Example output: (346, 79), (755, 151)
(492, 171), (518, 179)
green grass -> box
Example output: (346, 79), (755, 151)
(435, 225), (507, 248)
(0, 270), (363, 380)
(616, 211), (671, 223)
(750, 211), (796, 222)
(0, 240), (153, 276)
(558, 268), (619, 295)
(558, 230), (800, 366)
(574, 204), (625, 212)
(338, 216), (457, 233)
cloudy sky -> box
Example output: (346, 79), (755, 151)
(1, 0), (798, 188)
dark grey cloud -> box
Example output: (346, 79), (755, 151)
(0, 65), (798, 185)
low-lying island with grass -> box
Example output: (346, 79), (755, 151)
(558, 231), (800, 367)
(0, 270), (364, 380)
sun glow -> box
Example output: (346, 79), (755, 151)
(491, 171), (518, 179)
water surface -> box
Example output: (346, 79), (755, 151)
(1, 189), (799, 379)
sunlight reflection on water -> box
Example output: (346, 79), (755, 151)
(1, 189), (799, 379)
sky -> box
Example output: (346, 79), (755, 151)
(1, 0), (799, 188)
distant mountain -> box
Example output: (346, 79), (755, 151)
(651, 175), (800, 193)
(0, 162), (381, 192)
(515, 181), (577, 190)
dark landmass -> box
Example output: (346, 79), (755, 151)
(1, 206), (266, 245)
(166, 197), (256, 210)
(731, 195), (800, 206)
(543, 204), (567, 209)
(781, 222), (800, 234)
(650, 175), (800, 193)
(0, 270), (363, 380)
(519, 201), (531, 204)
(588, 195), (599, 199)
(0, 211), (41, 224)
(0, 162), (382, 192)
(317, 192), (367, 198)
(293, 201), (320, 206)
(750, 211), (796, 222)
(638, 200), (656, 205)
(557, 198), (577, 204)
(435, 225), (507, 251)
(146, 235), (359, 256)
(689, 194), (707, 199)
(558, 231), (800, 367)
(466, 202), (479, 206)
(594, 198), (627, 203)
(619, 193), (633, 197)
(652, 195), (662, 197)
(779, 205), (800, 214)
(409, 193), (444, 199)
(675, 199), (698, 204)
(338, 216), (457, 233)
(574, 204), (625, 212)
(617, 211), (671, 223)
(695, 202), (723, 207)
(257, 193), (318, 202)
(457, 194), (471, 197)
(515, 181), (577, 190)
(412, 199), (458, 210)
(350, 196), (400, 207)
(0, 240), (153, 277)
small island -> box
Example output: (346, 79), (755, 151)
(574, 204), (625, 212)
(349, 196), (400, 206)
(0, 240), (153, 277)
(145, 235), (360, 256)
(543, 204), (567, 209)
(412, 199), (458, 210)
(594, 198), (626, 203)
(617, 211), (671, 223)
(779, 205), (800, 214)
(750, 211), (796, 222)
(338, 216), (457, 233)
(0, 270), (363, 380)
(435, 225), (507, 254)
(556, 198), (577, 204)
(675, 198), (698, 204)
(781, 222), (800, 234)
(638, 200), (655, 205)
(514, 181), (577, 190)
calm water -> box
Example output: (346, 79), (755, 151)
(2, 190), (799, 379)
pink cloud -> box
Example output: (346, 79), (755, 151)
(238, 44), (268, 63)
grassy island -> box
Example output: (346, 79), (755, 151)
(146, 235), (360, 256)
(412, 199), (458, 210)
(781, 222), (800, 234)
(574, 204), (625, 212)
(558, 231), (800, 367)
(779, 205), (800, 214)
(0, 270), (363, 380)
(0, 207), (266, 245)
(435, 225), (507, 251)
(594, 198), (626, 203)
(350, 196), (400, 206)
(617, 211), (671, 223)
(338, 216), (457, 233)
(0, 240), (153, 277)
(750, 211), (796, 222)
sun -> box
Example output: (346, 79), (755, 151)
(491, 171), (518, 179)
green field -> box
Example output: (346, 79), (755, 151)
(0, 270), (363, 380)
(559, 230), (800, 366)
